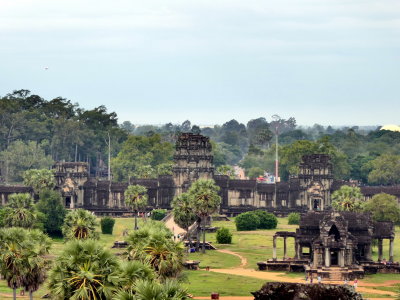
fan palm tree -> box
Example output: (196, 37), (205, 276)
(187, 179), (221, 253)
(124, 184), (148, 230)
(331, 185), (364, 212)
(48, 239), (120, 299)
(3, 193), (37, 228)
(172, 193), (197, 249)
(133, 279), (188, 300)
(61, 208), (99, 240)
(0, 228), (51, 300)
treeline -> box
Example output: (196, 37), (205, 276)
(1, 89), (400, 185)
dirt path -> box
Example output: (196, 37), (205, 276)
(217, 249), (248, 268)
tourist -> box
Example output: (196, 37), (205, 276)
(305, 274), (308, 283)
(317, 275), (321, 284)
(344, 278), (348, 285)
(353, 278), (358, 289)
(310, 276), (313, 284)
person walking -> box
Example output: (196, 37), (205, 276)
(317, 275), (322, 284)
(353, 278), (358, 289)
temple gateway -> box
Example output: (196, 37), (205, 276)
(0, 133), (400, 215)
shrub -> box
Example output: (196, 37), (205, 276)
(151, 209), (167, 221)
(252, 210), (278, 229)
(235, 212), (260, 231)
(288, 212), (301, 225)
(216, 227), (232, 244)
(100, 217), (115, 234)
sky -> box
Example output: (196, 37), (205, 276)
(1, 0), (399, 126)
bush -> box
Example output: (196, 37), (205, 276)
(288, 212), (301, 225)
(100, 217), (115, 234)
(216, 227), (232, 244)
(235, 212), (260, 231)
(151, 209), (167, 221)
(252, 210), (278, 229)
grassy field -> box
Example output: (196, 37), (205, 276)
(1, 216), (400, 299)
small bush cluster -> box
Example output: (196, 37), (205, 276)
(288, 212), (301, 225)
(151, 209), (168, 220)
(100, 217), (115, 234)
(216, 227), (232, 244)
(235, 210), (277, 231)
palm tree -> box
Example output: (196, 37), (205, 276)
(125, 221), (184, 279)
(124, 184), (148, 230)
(3, 193), (37, 228)
(48, 239), (120, 299)
(61, 208), (99, 240)
(172, 193), (197, 249)
(187, 179), (221, 253)
(0, 228), (51, 300)
(331, 185), (364, 212)
(133, 279), (188, 300)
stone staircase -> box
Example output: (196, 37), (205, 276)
(328, 268), (344, 281)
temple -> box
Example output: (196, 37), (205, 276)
(0, 133), (400, 215)
(259, 211), (397, 280)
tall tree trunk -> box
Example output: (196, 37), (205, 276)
(134, 210), (138, 230)
(195, 220), (200, 252)
(29, 291), (33, 300)
(13, 287), (16, 300)
(202, 216), (206, 254)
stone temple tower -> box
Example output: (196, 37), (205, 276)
(173, 133), (214, 196)
(298, 154), (334, 211)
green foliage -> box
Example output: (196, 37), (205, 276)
(151, 209), (167, 221)
(125, 221), (184, 279)
(235, 212), (260, 231)
(331, 185), (364, 212)
(172, 193), (197, 231)
(0, 140), (53, 183)
(216, 165), (236, 178)
(23, 169), (55, 194)
(0, 227), (51, 298)
(247, 167), (264, 179)
(100, 217), (116, 234)
(368, 154), (400, 185)
(36, 189), (66, 237)
(363, 193), (400, 223)
(3, 193), (42, 229)
(62, 209), (99, 240)
(125, 184), (148, 230)
(111, 134), (174, 181)
(48, 239), (120, 299)
(216, 227), (232, 244)
(287, 212), (300, 225)
(187, 179), (221, 219)
(252, 210), (278, 229)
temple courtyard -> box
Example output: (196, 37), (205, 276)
(1, 217), (399, 299)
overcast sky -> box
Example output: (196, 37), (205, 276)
(1, 0), (399, 126)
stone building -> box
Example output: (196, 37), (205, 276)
(260, 211), (396, 280)
(1, 133), (400, 214)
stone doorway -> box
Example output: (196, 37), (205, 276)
(331, 250), (339, 266)
(65, 196), (71, 208)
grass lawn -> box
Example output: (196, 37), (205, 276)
(183, 270), (267, 296)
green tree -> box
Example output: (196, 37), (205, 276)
(216, 227), (232, 244)
(172, 193), (197, 248)
(0, 140), (53, 183)
(235, 212), (260, 231)
(157, 162), (173, 176)
(36, 190), (66, 237)
(363, 193), (400, 222)
(0, 228), (51, 300)
(125, 221), (184, 279)
(48, 239), (119, 299)
(61, 209), (99, 240)
(111, 134), (174, 181)
(247, 167), (264, 179)
(367, 154), (400, 185)
(23, 169), (56, 195)
(216, 165), (235, 178)
(124, 184), (148, 230)
(331, 185), (364, 212)
(3, 193), (39, 229)
(187, 179), (221, 253)
(252, 210), (277, 229)
(288, 212), (300, 225)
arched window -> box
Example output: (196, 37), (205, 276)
(328, 224), (340, 241)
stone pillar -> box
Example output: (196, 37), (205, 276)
(365, 244), (372, 261)
(273, 236), (277, 260)
(283, 237), (287, 260)
(325, 248), (330, 267)
(313, 248), (319, 268)
(339, 249), (345, 267)
(378, 239), (383, 262)
(295, 241), (299, 259)
(389, 239), (394, 262)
